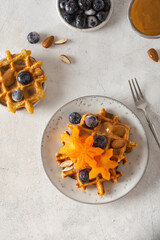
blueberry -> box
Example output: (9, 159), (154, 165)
(93, 0), (104, 11)
(75, 13), (87, 28)
(104, 0), (111, 11)
(85, 9), (96, 15)
(79, 169), (89, 183)
(17, 71), (32, 85)
(76, 9), (84, 15)
(93, 135), (107, 149)
(59, 0), (68, 10)
(12, 89), (23, 102)
(96, 11), (108, 21)
(85, 115), (98, 129)
(78, 0), (92, 10)
(70, 0), (79, 2)
(64, 12), (75, 23)
(27, 32), (39, 44)
(69, 112), (81, 124)
(87, 16), (98, 27)
(65, 0), (78, 14)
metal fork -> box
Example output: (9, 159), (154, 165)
(129, 78), (160, 148)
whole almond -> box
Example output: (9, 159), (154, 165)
(125, 147), (132, 153)
(147, 48), (159, 62)
(60, 55), (71, 64)
(60, 160), (73, 168)
(54, 39), (67, 45)
(62, 166), (74, 172)
(111, 139), (125, 149)
(42, 36), (54, 48)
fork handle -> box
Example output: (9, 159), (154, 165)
(145, 114), (160, 148)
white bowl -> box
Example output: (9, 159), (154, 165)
(56, 0), (113, 32)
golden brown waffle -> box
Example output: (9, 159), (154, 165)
(56, 108), (137, 196)
(0, 49), (47, 114)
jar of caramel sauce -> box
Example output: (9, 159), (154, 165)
(129, 0), (160, 37)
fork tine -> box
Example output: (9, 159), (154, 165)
(135, 78), (144, 99)
(128, 80), (137, 103)
(131, 79), (140, 100)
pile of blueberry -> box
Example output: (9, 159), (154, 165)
(59, 0), (111, 29)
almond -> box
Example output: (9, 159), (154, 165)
(111, 139), (125, 149)
(42, 36), (54, 48)
(105, 112), (114, 119)
(125, 147), (132, 153)
(147, 48), (159, 62)
(60, 160), (73, 168)
(54, 39), (67, 45)
(60, 55), (71, 64)
(62, 166), (74, 172)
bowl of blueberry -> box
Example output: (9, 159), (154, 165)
(57, 0), (113, 31)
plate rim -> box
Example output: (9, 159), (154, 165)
(41, 95), (149, 205)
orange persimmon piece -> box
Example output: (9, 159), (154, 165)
(75, 135), (104, 170)
(89, 149), (118, 180)
(59, 126), (104, 169)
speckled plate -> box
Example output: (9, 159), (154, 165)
(41, 95), (149, 204)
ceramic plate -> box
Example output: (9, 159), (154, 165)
(41, 95), (149, 204)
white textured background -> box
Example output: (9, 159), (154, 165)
(0, 0), (160, 239)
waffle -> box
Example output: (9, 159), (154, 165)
(56, 108), (137, 196)
(0, 49), (47, 114)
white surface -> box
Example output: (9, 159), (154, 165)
(0, 0), (160, 239)
(42, 96), (148, 204)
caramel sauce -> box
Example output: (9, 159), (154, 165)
(24, 87), (36, 98)
(0, 65), (10, 74)
(112, 126), (126, 137)
(13, 59), (25, 70)
(3, 69), (15, 87)
(130, 0), (160, 36)
(98, 122), (112, 134)
(98, 122), (126, 137)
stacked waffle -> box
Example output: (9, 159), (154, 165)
(0, 49), (47, 114)
(56, 108), (137, 196)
